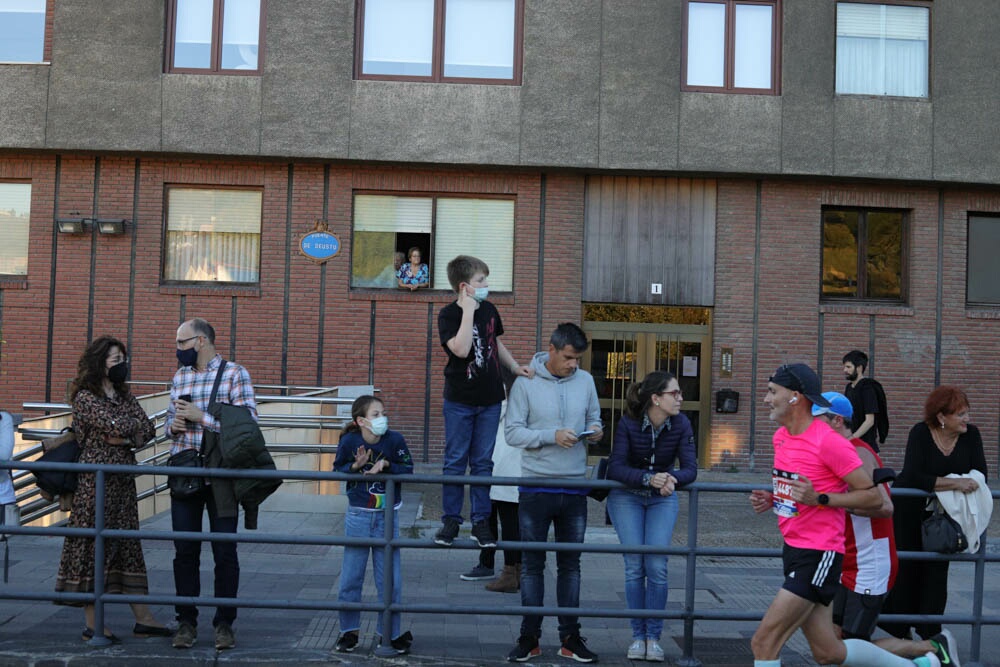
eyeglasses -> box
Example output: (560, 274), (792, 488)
(176, 335), (202, 346)
(660, 389), (683, 401)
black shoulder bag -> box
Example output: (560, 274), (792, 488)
(921, 498), (968, 554)
(167, 362), (226, 500)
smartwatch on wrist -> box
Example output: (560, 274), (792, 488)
(817, 493), (830, 506)
(641, 473), (653, 488)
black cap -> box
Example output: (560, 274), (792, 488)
(770, 363), (831, 408)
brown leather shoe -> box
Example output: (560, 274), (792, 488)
(485, 564), (519, 593)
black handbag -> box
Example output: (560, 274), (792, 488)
(167, 361), (226, 500)
(167, 448), (205, 499)
(587, 457), (610, 501)
(921, 500), (968, 554)
(35, 429), (80, 500)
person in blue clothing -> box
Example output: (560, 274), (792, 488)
(333, 395), (414, 655)
(606, 371), (697, 663)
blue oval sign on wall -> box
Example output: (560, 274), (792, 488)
(299, 230), (340, 264)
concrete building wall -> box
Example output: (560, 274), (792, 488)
(5, 1), (1000, 183)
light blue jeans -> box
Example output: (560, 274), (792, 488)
(442, 399), (500, 523)
(607, 488), (679, 640)
(338, 506), (402, 640)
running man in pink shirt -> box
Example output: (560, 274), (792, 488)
(749, 363), (942, 667)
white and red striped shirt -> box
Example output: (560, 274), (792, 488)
(841, 439), (898, 594)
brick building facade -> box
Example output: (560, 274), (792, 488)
(1, 1), (998, 472)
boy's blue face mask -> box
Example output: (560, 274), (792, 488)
(473, 287), (489, 302)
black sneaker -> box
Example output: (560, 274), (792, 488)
(559, 634), (598, 663)
(335, 630), (359, 653)
(389, 630), (413, 654)
(471, 520), (498, 548)
(507, 635), (541, 662)
(930, 629), (961, 667)
(460, 564), (495, 581)
(434, 518), (461, 546)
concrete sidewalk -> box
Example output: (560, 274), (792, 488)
(0, 470), (997, 666)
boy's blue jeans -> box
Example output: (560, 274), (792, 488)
(518, 491), (588, 640)
(338, 506), (402, 640)
(441, 399), (500, 524)
(606, 488), (679, 640)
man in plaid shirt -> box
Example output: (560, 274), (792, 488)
(165, 318), (257, 651)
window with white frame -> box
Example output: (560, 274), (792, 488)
(351, 193), (514, 290)
(168, 0), (263, 73)
(968, 215), (1000, 305)
(0, 183), (30, 275)
(0, 0), (46, 63)
(358, 0), (522, 83)
(683, 0), (781, 94)
(836, 2), (929, 98)
(164, 188), (261, 283)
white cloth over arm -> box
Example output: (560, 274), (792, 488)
(936, 470), (993, 553)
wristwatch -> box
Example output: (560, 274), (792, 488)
(641, 473), (653, 487)
(817, 493), (830, 506)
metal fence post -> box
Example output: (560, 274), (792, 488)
(677, 485), (702, 667)
(88, 469), (111, 647)
(373, 477), (397, 657)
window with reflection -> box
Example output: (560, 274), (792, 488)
(0, 0), (47, 63)
(357, 0), (523, 83)
(683, 0), (781, 94)
(967, 215), (1000, 305)
(167, 0), (263, 74)
(163, 187), (261, 284)
(822, 208), (905, 301)
(0, 182), (31, 276)
(836, 2), (929, 98)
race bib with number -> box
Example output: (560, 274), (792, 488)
(771, 468), (799, 518)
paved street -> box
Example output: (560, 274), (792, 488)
(0, 469), (996, 666)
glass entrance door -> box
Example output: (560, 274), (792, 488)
(582, 321), (711, 467)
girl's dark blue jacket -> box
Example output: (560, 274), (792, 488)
(333, 429), (413, 509)
(607, 412), (698, 488)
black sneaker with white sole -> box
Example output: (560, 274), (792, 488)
(471, 520), (497, 548)
(559, 634), (598, 663)
(335, 631), (358, 653)
(434, 518), (461, 546)
(460, 564), (495, 581)
(507, 635), (541, 662)
(930, 628), (961, 667)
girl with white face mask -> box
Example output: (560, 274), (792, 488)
(333, 396), (414, 655)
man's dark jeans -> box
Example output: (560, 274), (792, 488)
(518, 491), (587, 640)
(171, 486), (239, 628)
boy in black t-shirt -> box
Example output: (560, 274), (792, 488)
(435, 256), (532, 549)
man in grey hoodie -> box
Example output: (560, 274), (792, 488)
(504, 323), (604, 663)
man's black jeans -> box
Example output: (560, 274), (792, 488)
(171, 486), (239, 628)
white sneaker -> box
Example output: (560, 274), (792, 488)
(626, 639), (645, 660)
(915, 651), (942, 667)
(645, 639), (665, 662)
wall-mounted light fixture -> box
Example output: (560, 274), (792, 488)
(55, 217), (88, 234)
(96, 218), (127, 235)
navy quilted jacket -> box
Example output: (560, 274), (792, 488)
(607, 412), (698, 488)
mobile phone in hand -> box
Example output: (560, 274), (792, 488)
(178, 394), (194, 424)
(575, 430), (596, 439)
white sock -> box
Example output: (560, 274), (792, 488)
(754, 661), (781, 667)
(843, 638), (919, 666)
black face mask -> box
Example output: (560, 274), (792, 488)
(108, 361), (129, 384)
(176, 347), (198, 368)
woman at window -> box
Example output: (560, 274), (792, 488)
(54, 336), (171, 642)
(880, 385), (987, 643)
(397, 247), (429, 291)
(606, 371), (697, 662)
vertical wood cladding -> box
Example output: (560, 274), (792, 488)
(583, 176), (716, 306)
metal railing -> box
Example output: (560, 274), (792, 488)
(0, 461), (995, 664)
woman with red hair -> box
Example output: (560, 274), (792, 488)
(880, 385), (987, 643)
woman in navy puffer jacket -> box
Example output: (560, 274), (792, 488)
(606, 371), (697, 662)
